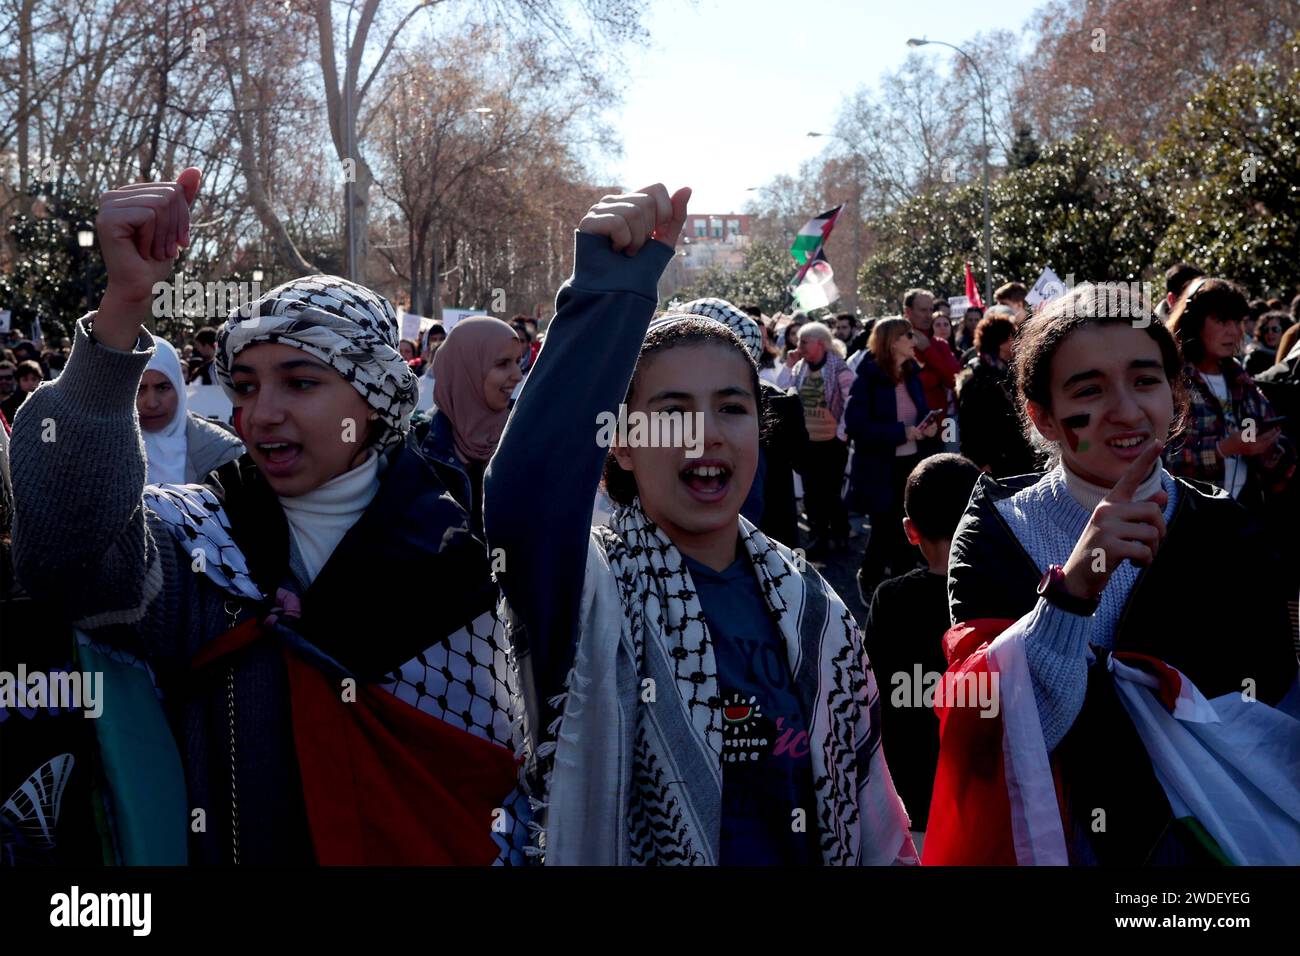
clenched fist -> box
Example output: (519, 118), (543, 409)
(578, 184), (691, 256)
(93, 167), (202, 350)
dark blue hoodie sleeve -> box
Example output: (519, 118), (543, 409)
(484, 230), (674, 702)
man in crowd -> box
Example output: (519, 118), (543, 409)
(994, 281), (1029, 326)
(958, 305), (983, 357)
(0, 360), (15, 408)
(1, 360), (43, 425)
(1157, 261), (1205, 324)
(188, 326), (219, 384)
(834, 312), (858, 347)
(510, 315), (533, 374)
(903, 288), (959, 439)
(522, 317), (542, 365)
(10, 339), (47, 379)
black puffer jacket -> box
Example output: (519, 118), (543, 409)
(949, 470), (1297, 864)
(956, 358), (1038, 478)
(758, 381), (807, 547)
(1253, 351), (1300, 590)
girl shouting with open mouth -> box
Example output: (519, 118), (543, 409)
(486, 185), (915, 866)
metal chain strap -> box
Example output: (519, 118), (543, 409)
(224, 600), (241, 865)
(227, 664), (239, 865)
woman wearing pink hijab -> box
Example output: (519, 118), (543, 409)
(422, 316), (523, 534)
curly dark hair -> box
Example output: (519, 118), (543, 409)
(974, 315), (1016, 358)
(602, 317), (767, 507)
(1012, 283), (1189, 456)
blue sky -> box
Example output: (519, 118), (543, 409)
(600, 0), (1045, 212)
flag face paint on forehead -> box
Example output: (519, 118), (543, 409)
(215, 275), (419, 452)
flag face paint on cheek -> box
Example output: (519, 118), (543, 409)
(1060, 413), (1090, 453)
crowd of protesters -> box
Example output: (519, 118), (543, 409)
(0, 170), (1297, 868)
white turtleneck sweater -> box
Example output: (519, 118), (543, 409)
(1059, 458), (1164, 514)
(279, 452), (381, 586)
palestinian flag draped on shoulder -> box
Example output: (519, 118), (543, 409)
(923, 617), (1300, 866)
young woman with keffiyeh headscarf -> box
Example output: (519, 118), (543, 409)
(9, 168), (528, 865)
(485, 185), (916, 865)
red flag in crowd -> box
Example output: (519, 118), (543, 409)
(965, 262), (984, 310)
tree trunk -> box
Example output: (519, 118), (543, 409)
(349, 157), (374, 282)
(15, 0), (34, 207)
(226, 0), (313, 276)
(141, 0), (171, 179)
(408, 217), (421, 315)
(428, 224), (442, 322)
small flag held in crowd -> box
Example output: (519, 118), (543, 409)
(964, 261), (984, 310)
(789, 205), (843, 284)
(791, 253), (840, 311)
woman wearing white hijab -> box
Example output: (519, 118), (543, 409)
(137, 334), (243, 484)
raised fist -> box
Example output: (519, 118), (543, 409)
(93, 167), (201, 349)
(578, 183), (691, 255)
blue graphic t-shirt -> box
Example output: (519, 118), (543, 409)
(682, 552), (821, 865)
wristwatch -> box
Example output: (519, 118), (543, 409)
(1037, 564), (1099, 616)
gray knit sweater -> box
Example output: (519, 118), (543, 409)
(9, 316), (313, 864)
(993, 463), (1180, 750)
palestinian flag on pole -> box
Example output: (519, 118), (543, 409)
(789, 205), (844, 285)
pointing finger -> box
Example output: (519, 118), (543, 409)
(1109, 440), (1163, 503)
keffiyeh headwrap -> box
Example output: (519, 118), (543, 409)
(215, 275), (419, 452)
(659, 297), (763, 363)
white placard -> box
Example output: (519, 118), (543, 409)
(440, 308), (483, 333)
(187, 382), (233, 425)
(1026, 267), (1066, 306)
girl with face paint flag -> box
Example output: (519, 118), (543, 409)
(926, 283), (1299, 866)
(8, 168), (529, 865)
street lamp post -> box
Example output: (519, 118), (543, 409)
(908, 37), (993, 307)
(807, 131), (864, 314)
(76, 223), (95, 313)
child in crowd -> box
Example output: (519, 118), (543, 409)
(863, 452), (980, 853)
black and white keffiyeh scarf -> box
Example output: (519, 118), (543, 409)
(143, 481), (532, 864)
(662, 297), (764, 364)
(215, 275), (418, 452)
(537, 501), (915, 865)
